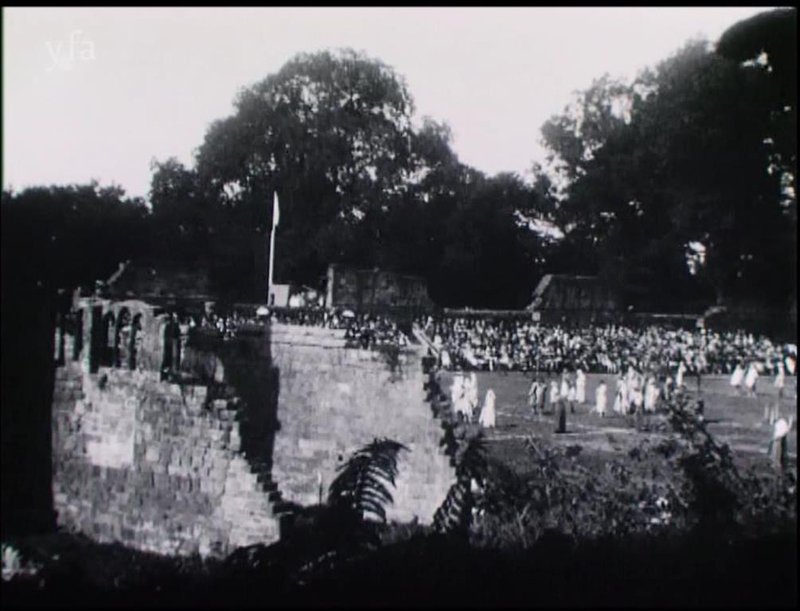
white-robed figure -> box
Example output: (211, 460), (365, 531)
(450, 374), (464, 408)
(625, 369), (639, 409)
(466, 372), (480, 419)
(560, 373), (571, 402)
(440, 348), (452, 370)
(613, 376), (628, 415)
(785, 354), (796, 376)
(548, 379), (560, 410)
(744, 362), (759, 396)
(768, 416), (793, 469)
(452, 374), (471, 420)
(479, 389), (497, 428)
(595, 380), (608, 417)
(644, 376), (659, 413)
(575, 369), (587, 404)
(730, 363), (745, 391)
(528, 378), (541, 413)
(675, 361), (686, 389)
(629, 375), (644, 414)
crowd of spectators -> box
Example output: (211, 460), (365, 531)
(195, 306), (410, 349)
(416, 315), (796, 376)
(178, 305), (796, 376)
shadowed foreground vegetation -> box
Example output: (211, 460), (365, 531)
(2, 524), (796, 607)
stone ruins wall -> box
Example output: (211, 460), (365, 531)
(51, 298), (283, 558)
(51, 299), (455, 558)
(325, 264), (434, 311)
(52, 367), (281, 557)
(270, 324), (455, 523)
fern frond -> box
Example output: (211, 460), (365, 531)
(328, 437), (409, 523)
(433, 431), (488, 534)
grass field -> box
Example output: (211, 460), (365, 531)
(441, 371), (798, 475)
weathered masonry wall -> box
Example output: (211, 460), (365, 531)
(270, 324), (455, 523)
(51, 299), (455, 558)
(325, 264), (434, 311)
(51, 299), (282, 558)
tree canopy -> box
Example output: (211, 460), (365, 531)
(3, 9), (796, 315)
(539, 10), (796, 312)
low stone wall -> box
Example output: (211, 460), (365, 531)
(270, 324), (455, 523)
(51, 365), (281, 557)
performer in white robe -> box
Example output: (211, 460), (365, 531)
(458, 374), (472, 420)
(548, 379), (560, 411)
(768, 416), (793, 469)
(467, 372), (479, 419)
(450, 374), (464, 409)
(613, 377), (628, 415)
(560, 373), (570, 402)
(630, 379), (644, 414)
(528, 378), (541, 414)
(785, 355), (796, 376)
(479, 389), (496, 428)
(595, 381), (608, 417)
(441, 349), (452, 369)
(453, 375), (471, 419)
(625, 372), (638, 412)
(744, 362), (759, 397)
(675, 361), (686, 389)
(575, 369), (586, 404)
(644, 377), (659, 413)
(730, 363), (745, 391)
(661, 376), (673, 403)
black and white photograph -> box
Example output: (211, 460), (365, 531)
(1, 6), (797, 607)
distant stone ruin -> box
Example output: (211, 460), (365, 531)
(51, 296), (455, 558)
(325, 264), (434, 311)
(527, 274), (619, 324)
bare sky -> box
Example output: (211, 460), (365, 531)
(3, 7), (773, 200)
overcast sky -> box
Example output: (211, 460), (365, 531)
(3, 7), (774, 201)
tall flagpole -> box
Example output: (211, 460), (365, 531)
(268, 191), (279, 304)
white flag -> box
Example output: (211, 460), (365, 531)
(272, 191), (280, 228)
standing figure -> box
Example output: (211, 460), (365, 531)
(575, 368), (587, 404)
(528, 377), (542, 415)
(767, 417), (793, 470)
(479, 389), (497, 428)
(537, 379), (547, 414)
(440, 348), (452, 370)
(451, 374), (468, 420)
(744, 362), (759, 398)
(560, 372), (570, 404)
(555, 399), (567, 434)
(566, 372), (577, 414)
(595, 380), (608, 417)
(675, 361), (686, 389)
(774, 361), (785, 398)
(613, 375), (628, 415)
(644, 376), (659, 413)
(629, 376), (644, 415)
(548, 379), (560, 414)
(450, 374), (464, 409)
(784, 354), (796, 376)
(730, 362), (745, 393)
(467, 372), (480, 420)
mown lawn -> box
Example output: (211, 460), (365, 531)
(440, 371), (798, 475)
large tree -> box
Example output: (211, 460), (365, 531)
(540, 22), (795, 312)
(193, 49), (419, 298)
